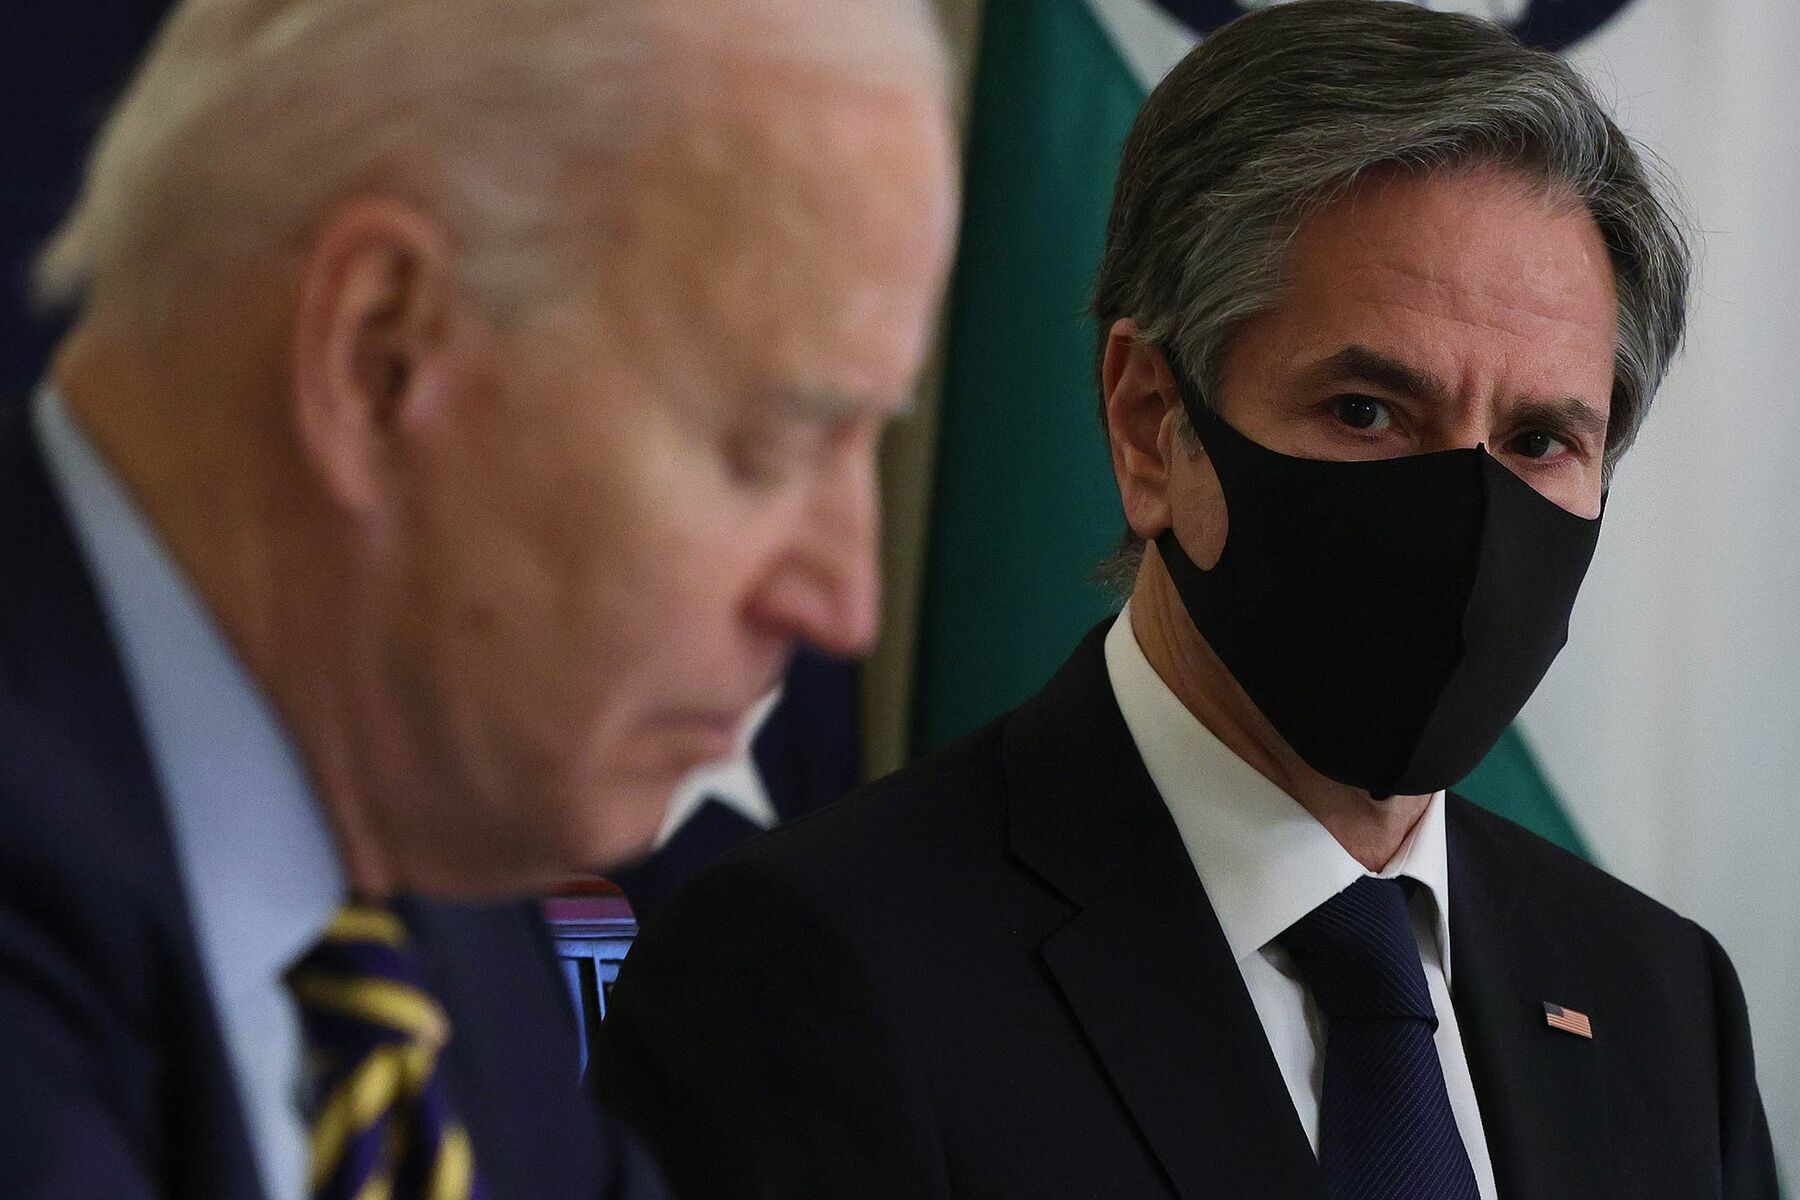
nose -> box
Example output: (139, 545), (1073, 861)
(1420, 410), (1491, 455)
(746, 448), (882, 659)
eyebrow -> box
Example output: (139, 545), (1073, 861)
(1510, 395), (1609, 443)
(1313, 344), (1607, 444)
(1314, 345), (1453, 405)
(782, 386), (913, 424)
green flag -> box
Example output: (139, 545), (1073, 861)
(912, 0), (1139, 755)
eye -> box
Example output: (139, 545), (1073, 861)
(726, 439), (793, 489)
(725, 422), (831, 491)
(1509, 430), (1566, 461)
(1333, 395), (1392, 432)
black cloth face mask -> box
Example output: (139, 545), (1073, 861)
(1154, 382), (1604, 800)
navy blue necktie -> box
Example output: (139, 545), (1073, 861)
(1278, 876), (1480, 1200)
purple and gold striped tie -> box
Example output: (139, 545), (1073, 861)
(286, 906), (484, 1200)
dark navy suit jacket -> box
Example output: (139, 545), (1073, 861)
(601, 621), (1779, 1200)
(0, 407), (666, 1200)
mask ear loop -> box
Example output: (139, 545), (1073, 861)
(1153, 346), (1231, 573)
(1159, 345), (1280, 577)
(1157, 345), (1211, 448)
(1156, 343), (1264, 474)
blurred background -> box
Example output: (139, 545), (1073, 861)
(6, 0), (1796, 1169)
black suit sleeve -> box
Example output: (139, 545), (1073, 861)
(595, 859), (951, 1200)
(1697, 923), (1779, 1198)
(0, 905), (158, 1200)
(589, 1110), (676, 1200)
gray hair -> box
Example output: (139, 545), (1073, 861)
(1092, 0), (1690, 581)
(36, 0), (945, 325)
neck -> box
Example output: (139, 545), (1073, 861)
(1129, 548), (1430, 872)
(53, 317), (415, 900)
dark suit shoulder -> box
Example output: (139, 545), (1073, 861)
(599, 717), (1058, 1200)
(714, 714), (1015, 906)
(0, 409), (184, 1011)
(1449, 796), (1778, 1195)
(1448, 793), (1731, 1013)
(1449, 793), (1706, 946)
(601, 791), (963, 1200)
(0, 698), (183, 1035)
(0, 691), (257, 1196)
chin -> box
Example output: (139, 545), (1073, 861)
(564, 773), (680, 874)
(658, 724), (745, 771)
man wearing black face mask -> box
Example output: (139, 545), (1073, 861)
(597, 4), (1779, 1198)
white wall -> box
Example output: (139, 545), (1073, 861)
(1523, 0), (1800, 1163)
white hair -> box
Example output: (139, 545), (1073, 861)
(35, 0), (946, 323)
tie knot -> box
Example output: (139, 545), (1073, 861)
(286, 904), (450, 1054)
(1277, 876), (1437, 1027)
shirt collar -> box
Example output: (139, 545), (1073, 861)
(1103, 605), (1453, 979)
(33, 386), (346, 1001)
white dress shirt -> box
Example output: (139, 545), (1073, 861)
(35, 387), (342, 1200)
(1104, 607), (1498, 1198)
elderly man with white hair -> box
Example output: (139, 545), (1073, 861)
(0, 0), (958, 1197)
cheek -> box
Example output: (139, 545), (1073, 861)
(395, 434), (663, 748)
(1551, 469), (1607, 521)
(588, 549), (717, 681)
(566, 466), (788, 704)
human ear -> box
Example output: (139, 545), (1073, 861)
(1102, 319), (1188, 540)
(289, 198), (461, 515)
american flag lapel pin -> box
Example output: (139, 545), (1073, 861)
(1543, 1001), (1594, 1039)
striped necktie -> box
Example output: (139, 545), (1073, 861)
(286, 905), (484, 1200)
(1278, 876), (1479, 1200)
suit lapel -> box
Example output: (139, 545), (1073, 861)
(0, 407), (163, 834)
(404, 898), (611, 1200)
(1007, 625), (1322, 1200)
(1448, 797), (1615, 1199)
(0, 409), (269, 1200)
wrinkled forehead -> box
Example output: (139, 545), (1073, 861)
(1287, 166), (1617, 337)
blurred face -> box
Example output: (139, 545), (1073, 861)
(1167, 164), (1618, 569)
(388, 76), (957, 875)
